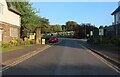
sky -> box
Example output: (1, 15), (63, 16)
(31, 2), (118, 27)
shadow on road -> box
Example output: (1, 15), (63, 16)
(50, 38), (120, 62)
(50, 38), (85, 49)
(2, 63), (119, 75)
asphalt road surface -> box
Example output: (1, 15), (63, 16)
(2, 38), (120, 75)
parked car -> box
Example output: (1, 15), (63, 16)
(49, 36), (58, 43)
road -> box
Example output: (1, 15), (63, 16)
(2, 38), (119, 75)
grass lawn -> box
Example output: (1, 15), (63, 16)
(1, 44), (34, 53)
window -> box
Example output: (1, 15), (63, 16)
(0, 3), (3, 14)
(10, 27), (18, 37)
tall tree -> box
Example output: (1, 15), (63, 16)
(12, 1), (40, 37)
(65, 21), (79, 31)
(12, 1), (44, 44)
(51, 24), (62, 32)
(41, 17), (50, 33)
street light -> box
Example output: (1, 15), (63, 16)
(84, 24), (87, 39)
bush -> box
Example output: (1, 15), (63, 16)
(29, 39), (35, 44)
(2, 37), (35, 48)
(42, 35), (51, 41)
(112, 38), (120, 46)
(118, 38), (120, 46)
(2, 42), (9, 48)
(9, 38), (17, 47)
(88, 36), (120, 47)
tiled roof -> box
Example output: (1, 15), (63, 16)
(111, 6), (120, 15)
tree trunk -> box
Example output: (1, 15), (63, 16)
(35, 28), (41, 44)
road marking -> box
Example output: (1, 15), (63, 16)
(1, 45), (51, 72)
(80, 44), (120, 74)
(1, 40), (63, 72)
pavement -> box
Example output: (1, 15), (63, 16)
(2, 38), (120, 75)
(79, 39), (120, 65)
(2, 44), (50, 65)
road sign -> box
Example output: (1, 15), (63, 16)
(29, 33), (35, 40)
(87, 34), (89, 37)
(99, 29), (104, 36)
(42, 39), (45, 45)
(90, 31), (93, 36)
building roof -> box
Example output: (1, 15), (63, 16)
(111, 6), (120, 15)
(6, 2), (21, 15)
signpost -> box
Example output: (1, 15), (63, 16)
(90, 31), (93, 36)
(99, 29), (104, 43)
(29, 33), (35, 40)
(42, 39), (45, 45)
(99, 29), (104, 36)
(87, 34), (89, 37)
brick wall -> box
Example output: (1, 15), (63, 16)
(0, 22), (20, 43)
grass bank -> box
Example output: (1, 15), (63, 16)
(1, 44), (34, 53)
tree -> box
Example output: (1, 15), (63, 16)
(51, 24), (62, 32)
(99, 25), (104, 29)
(12, 1), (44, 44)
(12, 1), (40, 37)
(41, 17), (50, 33)
(35, 27), (41, 44)
(65, 21), (79, 31)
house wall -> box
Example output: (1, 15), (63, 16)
(114, 11), (120, 24)
(0, 0), (20, 43)
(0, 22), (20, 43)
(0, 0), (20, 26)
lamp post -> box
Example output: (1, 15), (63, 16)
(99, 28), (104, 43)
(85, 25), (86, 38)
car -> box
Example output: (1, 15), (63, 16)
(49, 36), (58, 43)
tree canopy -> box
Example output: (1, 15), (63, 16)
(12, 1), (43, 37)
(65, 21), (79, 31)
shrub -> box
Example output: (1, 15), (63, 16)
(2, 42), (9, 48)
(42, 35), (51, 41)
(29, 39), (35, 44)
(8, 38), (20, 47)
(113, 38), (120, 46)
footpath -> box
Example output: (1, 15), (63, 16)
(79, 39), (120, 71)
(1, 44), (50, 66)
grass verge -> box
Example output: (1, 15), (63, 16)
(1, 44), (34, 53)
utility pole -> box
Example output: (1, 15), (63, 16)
(85, 25), (86, 38)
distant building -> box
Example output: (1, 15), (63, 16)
(0, 0), (21, 43)
(111, 1), (120, 24)
(111, 1), (120, 36)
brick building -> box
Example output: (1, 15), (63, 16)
(0, 0), (21, 43)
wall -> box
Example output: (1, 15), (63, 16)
(114, 12), (120, 24)
(0, 0), (20, 26)
(0, 22), (20, 43)
(0, 0), (20, 43)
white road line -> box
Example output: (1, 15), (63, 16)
(1, 45), (51, 72)
(1, 40), (63, 72)
(80, 44), (120, 74)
